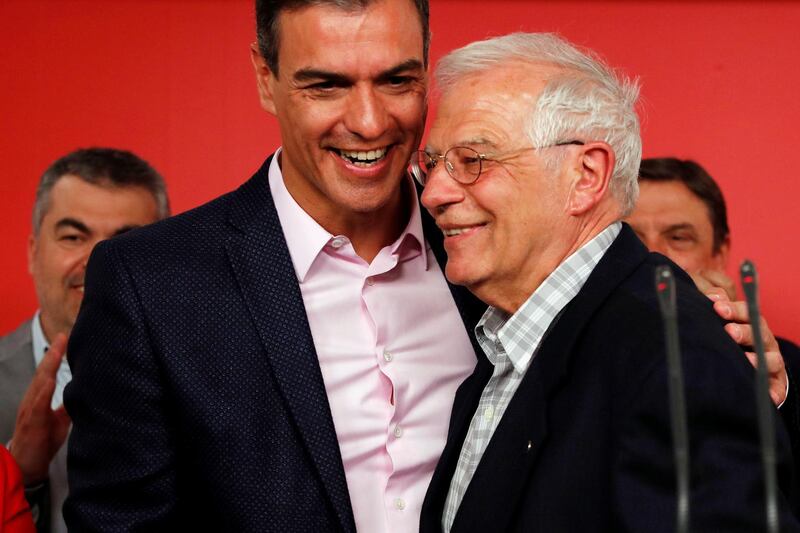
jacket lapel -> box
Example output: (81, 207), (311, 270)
(421, 354), (493, 532)
(224, 158), (356, 533)
(449, 225), (650, 532)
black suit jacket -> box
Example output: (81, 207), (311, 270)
(63, 156), (485, 532)
(779, 335), (800, 501)
(421, 225), (799, 532)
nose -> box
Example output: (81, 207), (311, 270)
(80, 236), (106, 269)
(420, 162), (465, 214)
(78, 247), (92, 271)
(344, 85), (390, 140)
(641, 234), (667, 256)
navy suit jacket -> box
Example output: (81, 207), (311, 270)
(421, 225), (800, 532)
(63, 156), (485, 532)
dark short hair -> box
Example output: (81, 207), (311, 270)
(255, 0), (430, 77)
(638, 157), (729, 253)
(33, 147), (170, 233)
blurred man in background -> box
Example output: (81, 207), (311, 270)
(627, 155), (800, 458)
(0, 147), (169, 533)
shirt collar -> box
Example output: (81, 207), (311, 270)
(31, 310), (49, 367)
(268, 148), (428, 282)
(389, 180), (428, 269)
(476, 222), (622, 374)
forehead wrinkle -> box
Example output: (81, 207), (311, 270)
(435, 70), (548, 148)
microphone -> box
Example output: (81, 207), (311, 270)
(655, 265), (690, 533)
(740, 260), (779, 533)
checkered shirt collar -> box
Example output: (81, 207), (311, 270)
(475, 222), (621, 374)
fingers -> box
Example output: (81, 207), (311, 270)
(744, 350), (785, 374)
(696, 269), (737, 300)
(720, 308), (778, 352)
(714, 300), (747, 321)
(32, 374), (58, 415)
(53, 405), (71, 425)
(52, 405), (72, 445)
(690, 271), (714, 294)
(704, 287), (731, 303)
(771, 384), (788, 407)
(37, 333), (68, 381)
(18, 333), (68, 418)
(8, 334), (71, 486)
(744, 351), (788, 406)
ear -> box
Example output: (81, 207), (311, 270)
(565, 141), (615, 216)
(27, 233), (37, 275)
(250, 42), (278, 116)
(711, 235), (730, 271)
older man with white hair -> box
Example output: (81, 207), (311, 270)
(416, 33), (799, 532)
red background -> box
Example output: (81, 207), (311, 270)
(1, 1), (797, 339)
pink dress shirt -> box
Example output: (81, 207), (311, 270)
(268, 151), (477, 532)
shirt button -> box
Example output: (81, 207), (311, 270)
(383, 350), (393, 362)
(483, 406), (494, 421)
(330, 236), (347, 249)
(366, 277), (375, 286)
(394, 425), (403, 438)
(395, 498), (406, 510)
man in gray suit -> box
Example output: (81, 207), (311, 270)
(0, 147), (169, 532)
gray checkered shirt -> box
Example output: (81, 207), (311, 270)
(442, 223), (621, 532)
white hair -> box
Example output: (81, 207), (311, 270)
(435, 32), (641, 215)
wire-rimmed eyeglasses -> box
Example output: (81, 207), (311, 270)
(409, 141), (585, 186)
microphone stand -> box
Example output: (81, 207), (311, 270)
(655, 265), (690, 533)
(741, 260), (779, 533)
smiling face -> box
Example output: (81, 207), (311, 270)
(421, 64), (580, 311)
(252, 0), (427, 232)
(28, 175), (160, 341)
(625, 179), (728, 273)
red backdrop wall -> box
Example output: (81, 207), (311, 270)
(1, 1), (798, 339)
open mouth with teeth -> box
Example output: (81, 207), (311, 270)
(337, 147), (389, 167)
(442, 225), (486, 237)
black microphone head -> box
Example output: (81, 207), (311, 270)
(655, 265), (677, 319)
(740, 259), (759, 302)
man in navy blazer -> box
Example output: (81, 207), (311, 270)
(63, 0), (483, 531)
(417, 33), (799, 531)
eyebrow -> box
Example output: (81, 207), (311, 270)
(465, 139), (499, 152)
(425, 138), (499, 153)
(112, 225), (141, 237)
(293, 58), (424, 84)
(662, 223), (697, 233)
(54, 218), (142, 237)
(54, 218), (90, 234)
(378, 59), (425, 80)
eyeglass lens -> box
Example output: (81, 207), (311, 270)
(412, 147), (482, 185)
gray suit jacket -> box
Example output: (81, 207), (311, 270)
(0, 318), (57, 533)
(0, 319), (34, 443)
